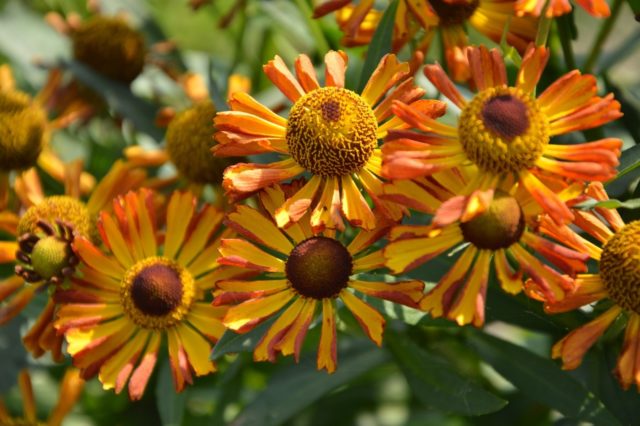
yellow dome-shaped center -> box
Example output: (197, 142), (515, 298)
(286, 87), (377, 177)
(600, 221), (640, 314)
(71, 16), (146, 84)
(166, 100), (237, 184)
(459, 86), (549, 175)
(18, 196), (97, 242)
(459, 191), (525, 250)
(0, 90), (47, 172)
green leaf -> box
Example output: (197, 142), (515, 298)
(574, 197), (640, 211)
(467, 331), (622, 425)
(63, 60), (164, 142)
(210, 316), (277, 361)
(356, 0), (398, 92)
(230, 341), (389, 426)
(606, 143), (640, 197)
(155, 357), (187, 426)
(626, 0), (640, 15)
(387, 333), (507, 416)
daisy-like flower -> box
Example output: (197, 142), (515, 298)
(0, 160), (145, 361)
(0, 369), (83, 426)
(214, 50), (445, 231)
(515, 0), (609, 18)
(383, 44), (622, 225)
(313, 0), (537, 81)
(540, 183), (640, 390)
(54, 189), (240, 399)
(214, 183), (425, 372)
(382, 169), (588, 326)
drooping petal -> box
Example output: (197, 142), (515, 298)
(317, 298), (338, 373)
(341, 289), (385, 345)
(349, 279), (424, 308)
(552, 306), (623, 370)
(254, 297), (306, 362)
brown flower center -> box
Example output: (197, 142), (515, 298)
(121, 257), (195, 329)
(131, 263), (183, 316)
(600, 221), (640, 314)
(459, 86), (549, 175)
(285, 236), (353, 299)
(459, 191), (525, 250)
(429, 0), (479, 26)
(286, 87), (377, 177)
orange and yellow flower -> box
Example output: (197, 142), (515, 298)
(0, 369), (83, 426)
(313, 0), (537, 81)
(214, 183), (424, 372)
(383, 170), (587, 326)
(214, 50), (446, 231)
(54, 189), (239, 399)
(540, 183), (640, 390)
(0, 160), (146, 361)
(383, 44), (622, 225)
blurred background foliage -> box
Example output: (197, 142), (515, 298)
(0, 0), (640, 425)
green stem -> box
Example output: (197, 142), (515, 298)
(556, 15), (576, 70)
(293, 0), (330, 54)
(534, 0), (553, 46)
(583, 0), (624, 73)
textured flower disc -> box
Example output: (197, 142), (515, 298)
(71, 16), (146, 84)
(29, 236), (70, 280)
(18, 196), (97, 242)
(285, 236), (353, 299)
(459, 191), (525, 250)
(120, 257), (195, 329)
(600, 220), (640, 314)
(166, 100), (237, 184)
(0, 90), (48, 172)
(458, 86), (549, 175)
(429, 0), (480, 25)
(286, 87), (378, 177)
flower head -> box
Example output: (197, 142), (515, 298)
(214, 50), (445, 231)
(540, 183), (640, 390)
(383, 170), (588, 326)
(383, 45), (622, 225)
(314, 0), (537, 81)
(54, 189), (239, 399)
(0, 161), (146, 361)
(214, 183), (424, 372)
(71, 16), (146, 84)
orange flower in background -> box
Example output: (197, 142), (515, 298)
(54, 189), (240, 399)
(214, 50), (446, 231)
(383, 44), (622, 225)
(313, 0), (538, 81)
(0, 369), (83, 426)
(214, 183), (424, 372)
(515, 0), (610, 18)
(540, 183), (640, 390)
(382, 169), (587, 326)
(0, 160), (146, 361)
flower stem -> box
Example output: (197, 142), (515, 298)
(556, 15), (576, 70)
(583, 0), (624, 73)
